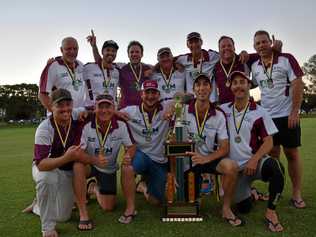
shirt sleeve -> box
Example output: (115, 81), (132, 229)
(33, 122), (52, 164)
(39, 62), (56, 94)
(285, 54), (304, 82)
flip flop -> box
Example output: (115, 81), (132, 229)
(289, 198), (306, 209)
(265, 217), (283, 232)
(251, 187), (269, 201)
(78, 219), (93, 231)
(118, 210), (138, 224)
(223, 216), (245, 227)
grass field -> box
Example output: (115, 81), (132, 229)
(0, 119), (316, 237)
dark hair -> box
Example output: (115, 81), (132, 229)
(127, 41), (144, 53)
(218, 36), (235, 47)
(254, 30), (271, 41)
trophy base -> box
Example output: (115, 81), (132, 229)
(161, 202), (203, 222)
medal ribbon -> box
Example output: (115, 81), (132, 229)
(95, 117), (112, 153)
(100, 62), (112, 90)
(53, 117), (72, 150)
(194, 102), (209, 137)
(141, 103), (157, 136)
(63, 60), (76, 82)
(160, 67), (174, 91)
(220, 55), (236, 78)
(129, 63), (143, 89)
(232, 103), (249, 136)
(261, 53), (274, 81)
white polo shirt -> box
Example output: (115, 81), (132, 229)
(39, 56), (86, 110)
(83, 62), (120, 107)
(176, 49), (219, 102)
(251, 52), (304, 118)
(221, 100), (278, 168)
(183, 99), (228, 157)
(80, 115), (134, 174)
(121, 104), (170, 163)
(150, 69), (185, 105)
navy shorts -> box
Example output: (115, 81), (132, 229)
(90, 166), (117, 195)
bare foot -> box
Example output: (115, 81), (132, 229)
(22, 198), (36, 213)
(265, 209), (283, 232)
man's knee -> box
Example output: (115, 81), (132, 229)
(284, 148), (300, 161)
(219, 159), (238, 175)
(36, 171), (58, 188)
(122, 164), (135, 176)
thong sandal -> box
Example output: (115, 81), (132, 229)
(251, 187), (269, 201)
(118, 210), (138, 224)
(265, 217), (283, 232)
(290, 198), (306, 209)
(78, 219), (93, 231)
(223, 216), (245, 227)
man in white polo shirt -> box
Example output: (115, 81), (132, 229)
(175, 32), (219, 102)
(31, 89), (105, 237)
(39, 37), (86, 114)
(120, 80), (170, 204)
(251, 30), (305, 208)
(83, 41), (121, 108)
(221, 71), (285, 232)
(150, 47), (185, 106)
(183, 73), (242, 227)
(73, 94), (136, 227)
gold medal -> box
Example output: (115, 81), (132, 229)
(261, 53), (274, 88)
(129, 63), (142, 91)
(100, 62), (112, 93)
(194, 102), (209, 146)
(63, 60), (81, 91)
(220, 55), (236, 87)
(95, 117), (112, 156)
(232, 103), (249, 144)
(141, 103), (157, 142)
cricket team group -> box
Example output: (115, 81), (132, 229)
(23, 29), (306, 236)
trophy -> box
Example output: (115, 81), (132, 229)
(162, 94), (202, 222)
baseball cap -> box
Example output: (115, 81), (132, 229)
(187, 32), (202, 41)
(157, 47), (172, 57)
(141, 80), (159, 91)
(193, 73), (211, 86)
(229, 71), (252, 87)
(102, 40), (119, 51)
(51, 88), (72, 105)
(96, 94), (115, 105)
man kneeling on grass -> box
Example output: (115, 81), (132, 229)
(73, 94), (136, 228)
(31, 89), (106, 237)
(220, 71), (285, 232)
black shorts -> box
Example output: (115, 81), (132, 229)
(272, 116), (301, 148)
(90, 166), (117, 195)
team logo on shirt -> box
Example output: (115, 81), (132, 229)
(87, 137), (96, 142)
(142, 127), (159, 136)
(95, 147), (113, 155)
(131, 119), (142, 124)
(60, 72), (68, 78)
(93, 73), (102, 77)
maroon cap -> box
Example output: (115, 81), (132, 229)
(228, 71), (252, 87)
(95, 94), (114, 105)
(141, 80), (159, 91)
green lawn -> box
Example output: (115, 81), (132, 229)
(0, 119), (316, 237)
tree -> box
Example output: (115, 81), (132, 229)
(0, 84), (45, 121)
(302, 54), (316, 94)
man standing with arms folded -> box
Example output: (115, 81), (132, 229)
(221, 71), (285, 232)
(251, 30), (305, 208)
